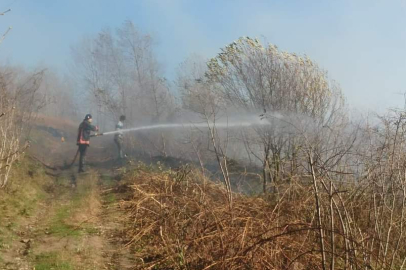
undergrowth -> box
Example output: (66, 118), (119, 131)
(119, 164), (319, 269)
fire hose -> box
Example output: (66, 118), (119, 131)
(66, 133), (104, 168)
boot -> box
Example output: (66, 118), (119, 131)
(79, 155), (86, 173)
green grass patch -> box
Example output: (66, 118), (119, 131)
(48, 220), (81, 237)
(34, 252), (73, 270)
(48, 205), (98, 237)
(99, 174), (116, 187)
(48, 175), (96, 237)
(83, 226), (99, 235)
(104, 193), (116, 204)
(48, 205), (81, 237)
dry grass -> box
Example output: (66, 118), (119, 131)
(118, 161), (406, 270)
(120, 166), (325, 270)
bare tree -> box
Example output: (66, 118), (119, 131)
(71, 21), (177, 156)
(71, 21), (176, 124)
(204, 37), (346, 193)
(0, 67), (45, 188)
(177, 55), (233, 204)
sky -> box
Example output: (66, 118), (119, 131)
(0, 0), (405, 113)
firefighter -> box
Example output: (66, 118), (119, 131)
(76, 114), (98, 173)
(114, 115), (126, 160)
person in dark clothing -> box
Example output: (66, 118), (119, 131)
(114, 115), (126, 160)
(77, 114), (98, 173)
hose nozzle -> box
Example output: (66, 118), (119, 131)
(90, 133), (104, 137)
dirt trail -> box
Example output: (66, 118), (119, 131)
(0, 165), (134, 270)
(0, 119), (135, 269)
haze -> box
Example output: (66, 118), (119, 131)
(0, 0), (405, 112)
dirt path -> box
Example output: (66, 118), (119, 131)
(0, 165), (134, 270)
(0, 118), (138, 269)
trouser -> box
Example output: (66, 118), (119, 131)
(114, 136), (124, 159)
(78, 144), (88, 172)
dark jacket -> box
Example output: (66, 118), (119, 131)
(77, 120), (97, 145)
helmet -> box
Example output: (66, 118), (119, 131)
(120, 115), (126, 121)
(84, 114), (92, 120)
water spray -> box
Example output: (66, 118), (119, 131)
(100, 119), (271, 137)
(68, 116), (273, 170)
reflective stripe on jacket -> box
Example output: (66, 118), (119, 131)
(77, 120), (97, 145)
